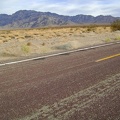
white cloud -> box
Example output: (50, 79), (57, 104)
(0, 0), (120, 17)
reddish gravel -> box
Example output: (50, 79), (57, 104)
(0, 44), (120, 120)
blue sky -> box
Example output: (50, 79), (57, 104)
(0, 0), (120, 17)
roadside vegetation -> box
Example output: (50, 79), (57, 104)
(104, 38), (111, 43)
(0, 25), (120, 61)
(21, 44), (30, 54)
(111, 19), (120, 31)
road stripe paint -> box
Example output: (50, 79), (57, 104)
(0, 64), (5, 67)
(96, 53), (120, 62)
(0, 42), (119, 66)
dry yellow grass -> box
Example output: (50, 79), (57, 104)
(0, 25), (119, 61)
(0, 26), (111, 43)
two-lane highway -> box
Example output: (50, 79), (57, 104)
(0, 44), (120, 120)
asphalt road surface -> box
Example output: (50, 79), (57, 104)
(0, 44), (120, 120)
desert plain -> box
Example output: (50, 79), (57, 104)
(0, 25), (120, 61)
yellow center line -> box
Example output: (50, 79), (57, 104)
(96, 53), (120, 62)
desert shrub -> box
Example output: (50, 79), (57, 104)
(34, 33), (39, 35)
(9, 36), (15, 39)
(54, 44), (72, 50)
(3, 40), (8, 43)
(105, 38), (111, 42)
(1, 30), (11, 34)
(86, 25), (96, 32)
(1, 35), (6, 38)
(2, 52), (16, 57)
(111, 19), (120, 31)
(56, 34), (61, 37)
(15, 34), (19, 37)
(21, 45), (30, 53)
(104, 27), (106, 29)
(27, 42), (31, 46)
(42, 42), (45, 46)
(20, 36), (25, 39)
(87, 28), (91, 32)
(114, 36), (120, 41)
(25, 35), (32, 38)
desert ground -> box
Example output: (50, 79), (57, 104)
(0, 25), (120, 61)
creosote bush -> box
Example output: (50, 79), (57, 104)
(111, 19), (120, 31)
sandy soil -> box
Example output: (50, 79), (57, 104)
(0, 26), (120, 61)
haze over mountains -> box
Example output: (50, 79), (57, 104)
(0, 10), (120, 29)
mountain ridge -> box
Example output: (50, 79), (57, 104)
(0, 10), (120, 29)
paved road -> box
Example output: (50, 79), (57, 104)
(0, 44), (120, 120)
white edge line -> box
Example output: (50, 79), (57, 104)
(0, 42), (119, 66)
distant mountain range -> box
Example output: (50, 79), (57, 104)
(0, 10), (120, 29)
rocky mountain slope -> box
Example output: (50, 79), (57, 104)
(0, 10), (120, 29)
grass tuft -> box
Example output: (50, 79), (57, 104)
(21, 44), (30, 54)
(105, 38), (111, 43)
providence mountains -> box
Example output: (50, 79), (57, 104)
(0, 10), (120, 29)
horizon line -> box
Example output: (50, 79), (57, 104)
(0, 10), (119, 18)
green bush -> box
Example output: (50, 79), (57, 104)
(105, 38), (111, 43)
(111, 19), (120, 31)
(114, 36), (120, 41)
(21, 45), (30, 54)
